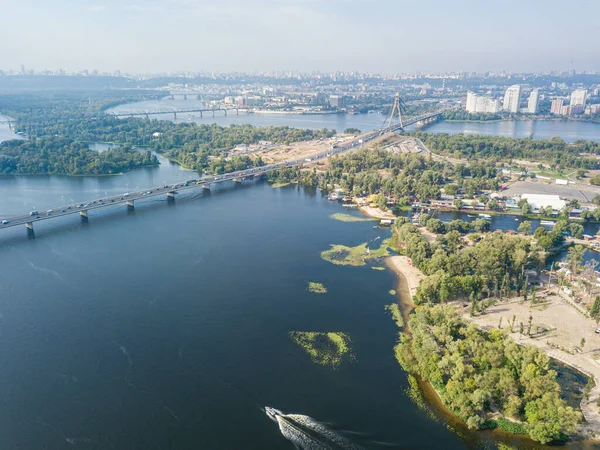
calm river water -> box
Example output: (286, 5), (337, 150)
(0, 153), (562, 449)
(105, 99), (600, 143)
(0, 107), (598, 448)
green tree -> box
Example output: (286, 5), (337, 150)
(567, 245), (585, 275)
(590, 296), (600, 319)
(569, 223), (584, 239)
(518, 220), (532, 234)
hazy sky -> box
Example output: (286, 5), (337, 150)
(1, 0), (599, 74)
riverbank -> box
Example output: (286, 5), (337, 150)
(386, 255), (424, 301)
(458, 295), (600, 441)
(385, 247), (595, 445)
(251, 109), (341, 116)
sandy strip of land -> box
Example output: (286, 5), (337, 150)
(358, 205), (395, 220)
(386, 255), (425, 301)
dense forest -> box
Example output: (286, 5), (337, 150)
(0, 91), (160, 122)
(269, 149), (499, 204)
(0, 138), (158, 175)
(411, 132), (600, 169)
(442, 109), (505, 122)
(15, 116), (334, 172)
(397, 304), (581, 444)
(395, 224), (543, 304)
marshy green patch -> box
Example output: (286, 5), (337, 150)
(385, 303), (404, 327)
(330, 213), (375, 223)
(371, 266), (386, 271)
(289, 331), (353, 369)
(270, 181), (291, 188)
(389, 289), (397, 296)
(320, 241), (390, 266)
(307, 281), (327, 294)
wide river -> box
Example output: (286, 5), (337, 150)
(0, 149), (567, 449)
(103, 99), (600, 143)
(0, 107), (597, 448)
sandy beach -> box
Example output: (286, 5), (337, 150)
(386, 255), (425, 301)
(358, 205), (395, 220)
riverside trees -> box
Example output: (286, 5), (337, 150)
(0, 138), (158, 175)
(394, 223), (533, 304)
(18, 116), (334, 172)
(412, 132), (600, 170)
(398, 304), (581, 444)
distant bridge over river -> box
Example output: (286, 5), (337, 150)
(0, 94), (445, 236)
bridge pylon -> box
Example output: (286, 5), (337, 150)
(387, 92), (404, 130)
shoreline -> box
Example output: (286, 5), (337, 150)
(384, 254), (599, 446)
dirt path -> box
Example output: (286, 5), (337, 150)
(457, 295), (600, 438)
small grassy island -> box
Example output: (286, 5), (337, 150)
(320, 241), (390, 266)
(396, 304), (582, 444)
(329, 213), (375, 223)
(289, 331), (353, 369)
(307, 281), (327, 294)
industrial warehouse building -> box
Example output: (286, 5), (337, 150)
(520, 194), (566, 212)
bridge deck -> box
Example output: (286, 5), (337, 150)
(0, 109), (444, 231)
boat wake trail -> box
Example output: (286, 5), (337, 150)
(265, 407), (363, 450)
(112, 341), (133, 376)
(21, 254), (72, 287)
(111, 340), (180, 422)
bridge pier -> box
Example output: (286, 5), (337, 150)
(170, 95), (174, 100)
(212, 110), (215, 117)
(196, 95), (201, 101)
(126, 200), (135, 208)
(233, 178), (242, 184)
(200, 111), (203, 118)
(173, 111), (177, 121)
(166, 191), (176, 199)
(183, 94), (187, 100)
(145, 113), (149, 120)
(224, 109), (227, 117)
(80, 210), (88, 218)
(25, 222), (33, 231)
(202, 185), (211, 191)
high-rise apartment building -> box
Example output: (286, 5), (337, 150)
(570, 89), (587, 107)
(465, 92), (500, 114)
(527, 89), (540, 114)
(503, 85), (521, 113)
(550, 98), (564, 114)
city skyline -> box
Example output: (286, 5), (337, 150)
(1, 0), (599, 74)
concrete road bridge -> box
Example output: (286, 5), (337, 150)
(0, 95), (445, 236)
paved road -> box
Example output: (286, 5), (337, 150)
(0, 130), (381, 231)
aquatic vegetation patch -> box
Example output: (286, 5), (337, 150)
(495, 418), (527, 435)
(385, 303), (404, 327)
(270, 181), (291, 188)
(320, 241), (390, 266)
(406, 374), (437, 421)
(329, 213), (375, 223)
(289, 331), (353, 369)
(307, 281), (327, 294)
(389, 289), (397, 296)
(371, 266), (386, 271)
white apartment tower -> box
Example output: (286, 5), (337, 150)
(570, 89), (587, 107)
(503, 85), (521, 113)
(527, 89), (540, 114)
(466, 92), (477, 112)
(465, 92), (500, 114)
